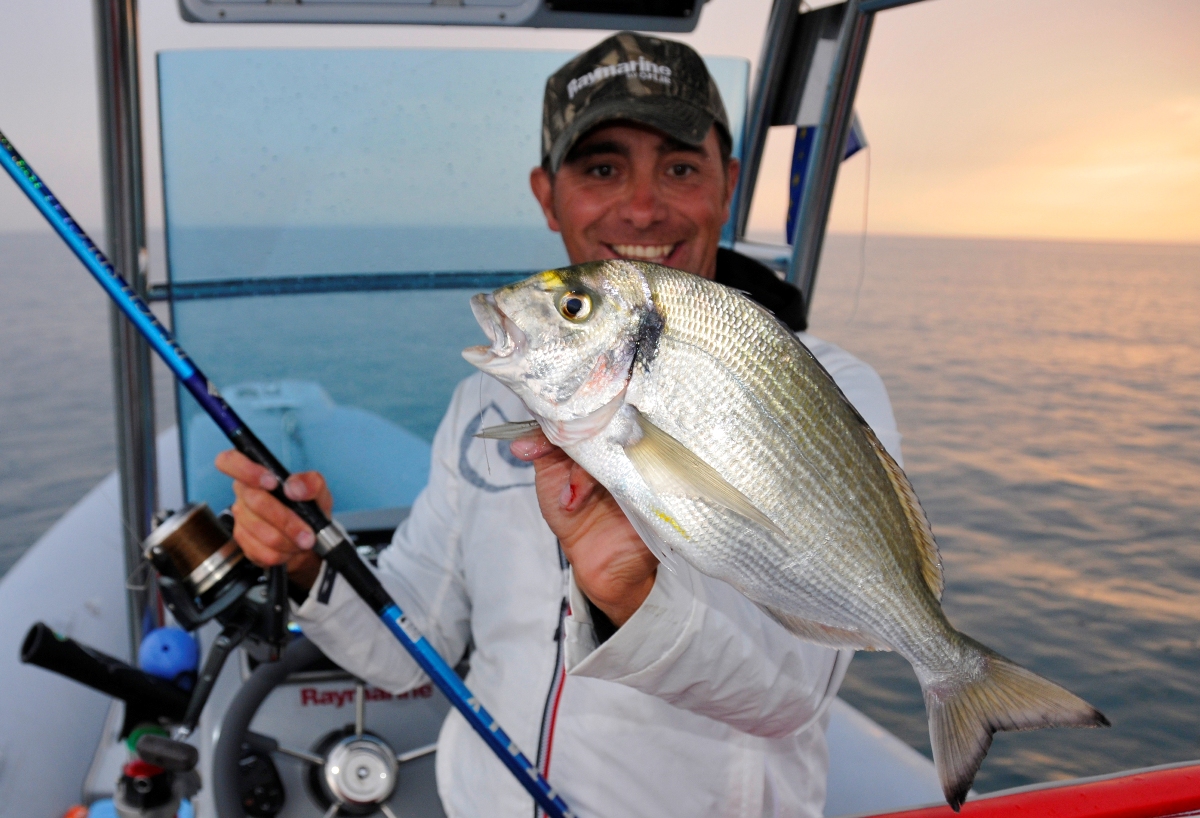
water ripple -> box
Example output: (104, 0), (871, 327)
(814, 235), (1200, 791)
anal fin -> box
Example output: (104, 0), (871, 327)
(756, 603), (890, 651)
(613, 496), (683, 574)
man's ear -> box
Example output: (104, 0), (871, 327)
(530, 166), (561, 233)
(723, 157), (741, 213)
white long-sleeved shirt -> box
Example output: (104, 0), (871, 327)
(294, 331), (901, 818)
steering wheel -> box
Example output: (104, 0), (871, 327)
(213, 638), (446, 818)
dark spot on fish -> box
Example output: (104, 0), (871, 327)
(632, 301), (664, 374)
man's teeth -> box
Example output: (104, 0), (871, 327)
(611, 243), (675, 261)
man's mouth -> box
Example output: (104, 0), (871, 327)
(463, 293), (526, 367)
(607, 243), (680, 265)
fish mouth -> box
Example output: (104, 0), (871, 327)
(463, 293), (527, 368)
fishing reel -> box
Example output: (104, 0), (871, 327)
(144, 503), (269, 631)
(142, 502), (295, 735)
(22, 502), (294, 740)
(21, 507), (301, 816)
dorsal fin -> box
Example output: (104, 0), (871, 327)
(864, 426), (944, 600)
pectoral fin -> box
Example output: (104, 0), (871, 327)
(475, 420), (541, 440)
(623, 409), (785, 540)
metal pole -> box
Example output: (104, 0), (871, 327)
(733, 0), (799, 240)
(788, 1), (875, 310)
(93, 0), (157, 658)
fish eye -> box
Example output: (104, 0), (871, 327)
(558, 291), (592, 322)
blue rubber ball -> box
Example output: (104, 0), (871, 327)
(139, 627), (199, 683)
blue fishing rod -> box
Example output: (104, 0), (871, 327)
(0, 129), (574, 818)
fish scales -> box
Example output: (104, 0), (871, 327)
(464, 260), (1108, 809)
(644, 272), (930, 639)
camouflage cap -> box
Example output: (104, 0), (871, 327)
(542, 31), (730, 173)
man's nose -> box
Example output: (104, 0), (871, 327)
(620, 176), (669, 229)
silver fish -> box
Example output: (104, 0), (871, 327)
(463, 260), (1107, 809)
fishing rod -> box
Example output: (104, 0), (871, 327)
(0, 129), (574, 818)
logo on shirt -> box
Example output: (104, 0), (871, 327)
(459, 401), (535, 493)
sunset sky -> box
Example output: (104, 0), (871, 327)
(813, 0), (1200, 243)
(0, 0), (1196, 244)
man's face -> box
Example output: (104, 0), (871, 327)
(530, 122), (739, 281)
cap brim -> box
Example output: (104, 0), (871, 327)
(548, 96), (715, 173)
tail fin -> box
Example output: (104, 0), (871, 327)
(924, 641), (1109, 811)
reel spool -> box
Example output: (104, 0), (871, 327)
(144, 503), (261, 626)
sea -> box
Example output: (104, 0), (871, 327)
(1, 229), (1198, 794)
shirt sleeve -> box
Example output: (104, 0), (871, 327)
(565, 562), (849, 739)
(290, 385), (474, 695)
(563, 333), (896, 737)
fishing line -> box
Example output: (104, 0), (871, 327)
(96, 472), (154, 590)
(0, 129), (575, 818)
(479, 374), (492, 475)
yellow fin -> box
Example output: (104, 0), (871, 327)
(475, 420), (541, 440)
(624, 409), (785, 540)
(865, 427), (944, 600)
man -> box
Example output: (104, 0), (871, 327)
(218, 32), (901, 817)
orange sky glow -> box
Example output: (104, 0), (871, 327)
(747, 0), (1200, 244)
(0, 0), (1196, 245)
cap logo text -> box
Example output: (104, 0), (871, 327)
(567, 56), (672, 100)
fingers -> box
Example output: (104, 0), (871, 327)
(231, 480), (315, 565)
(215, 449), (334, 515)
(217, 449), (335, 569)
(216, 448), (280, 491)
(282, 470), (334, 516)
(513, 435), (600, 512)
(509, 431), (558, 461)
(229, 483), (323, 584)
(559, 462), (599, 512)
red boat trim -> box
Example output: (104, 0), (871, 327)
(857, 760), (1200, 818)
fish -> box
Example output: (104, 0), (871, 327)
(462, 259), (1108, 810)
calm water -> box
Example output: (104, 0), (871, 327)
(810, 234), (1200, 792)
(1, 230), (1198, 794)
(1, 232), (116, 575)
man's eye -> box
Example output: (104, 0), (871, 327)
(668, 163), (696, 178)
(588, 164), (615, 178)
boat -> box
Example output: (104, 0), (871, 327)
(1, 1), (1197, 817)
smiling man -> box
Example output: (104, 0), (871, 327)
(217, 31), (901, 818)
(531, 31), (804, 325)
